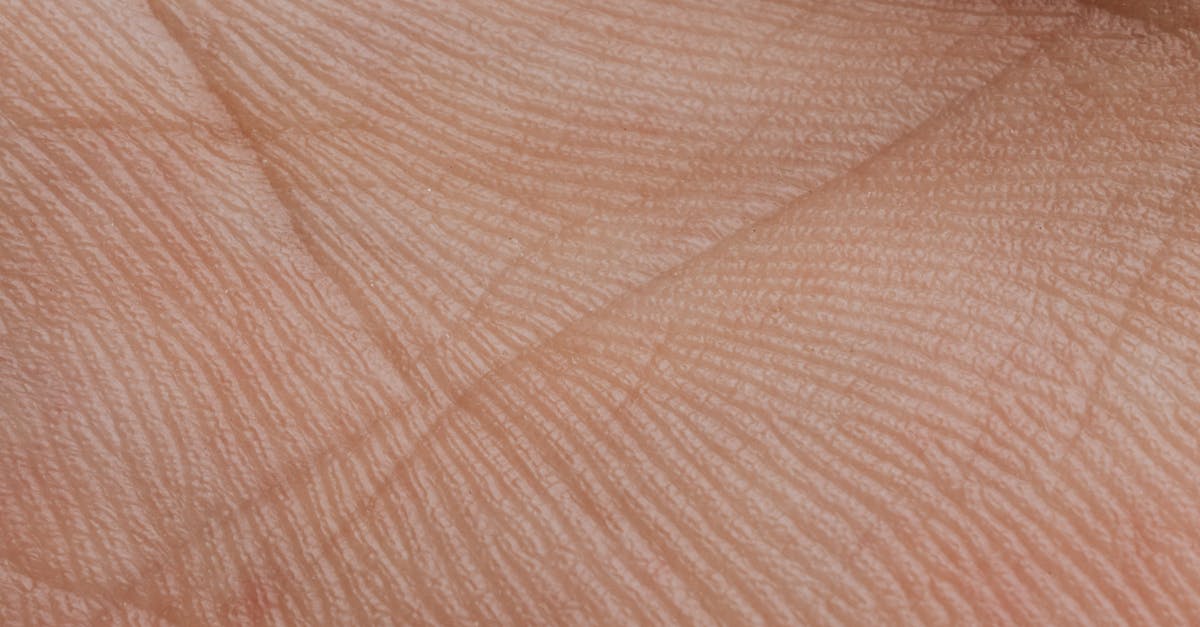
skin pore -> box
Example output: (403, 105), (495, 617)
(2, 0), (1199, 624)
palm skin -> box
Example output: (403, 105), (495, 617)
(3, 0), (1200, 624)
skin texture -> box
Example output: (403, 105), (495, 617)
(2, 0), (1200, 624)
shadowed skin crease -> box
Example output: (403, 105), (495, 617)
(2, 0), (1200, 624)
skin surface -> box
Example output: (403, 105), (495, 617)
(2, 0), (1200, 624)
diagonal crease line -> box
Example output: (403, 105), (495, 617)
(421, 11), (807, 366)
(130, 0), (1084, 590)
(143, 0), (424, 392)
(422, 14), (1086, 389)
(1055, 234), (1176, 458)
(1051, 161), (1200, 469)
(272, 5), (1087, 506)
(131, 0), (435, 602)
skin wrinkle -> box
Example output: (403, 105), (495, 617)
(106, 7), (443, 612)
(406, 10), (1084, 431)
(407, 0), (1019, 371)
(662, 194), (1200, 619)
(2, 4), (422, 619)
(967, 10), (1200, 479)
(158, 0), (793, 381)
(141, 0), (422, 387)
(433, 11), (802, 354)
(432, 14), (1200, 619)
(0, 129), (248, 588)
(98, 3), (1092, 602)
(35, 4), (1099, 614)
(1052, 169), (1193, 469)
(159, 0), (1089, 396)
(4, 0), (1200, 624)
(331, 13), (1171, 614)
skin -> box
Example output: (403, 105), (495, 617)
(2, 0), (1200, 624)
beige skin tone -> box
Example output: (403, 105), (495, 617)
(3, 0), (1200, 624)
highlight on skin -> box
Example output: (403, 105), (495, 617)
(2, 0), (1199, 624)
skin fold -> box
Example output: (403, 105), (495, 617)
(2, 0), (1199, 624)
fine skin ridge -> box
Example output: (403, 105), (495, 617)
(3, 0), (1200, 624)
(123, 7), (1085, 565)
(106, 4), (1090, 621)
(126, 5), (1085, 602)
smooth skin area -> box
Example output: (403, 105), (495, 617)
(3, 0), (1200, 624)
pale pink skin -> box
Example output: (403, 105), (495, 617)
(3, 0), (1200, 624)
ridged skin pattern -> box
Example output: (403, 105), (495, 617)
(2, 0), (1200, 624)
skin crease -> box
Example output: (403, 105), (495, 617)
(2, 0), (1200, 624)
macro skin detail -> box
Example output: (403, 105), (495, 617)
(1, 0), (1199, 624)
